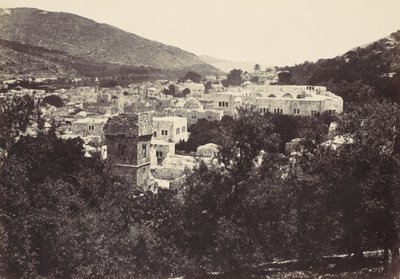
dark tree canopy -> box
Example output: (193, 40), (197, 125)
(42, 94), (64, 108)
(182, 87), (191, 97)
(1, 99), (400, 278)
(183, 71), (202, 83)
(222, 69), (244, 87)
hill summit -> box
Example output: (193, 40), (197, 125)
(0, 8), (218, 78)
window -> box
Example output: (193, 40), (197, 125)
(262, 108), (269, 114)
(153, 131), (157, 137)
(311, 110), (317, 116)
(182, 126), (186, 133)
(156, 151), (163, 158)
(88, 125), (94, 130)
(207, 115), (212, 120)
(176, 128), (180, 134)
(218, 101), (222, 107)
(192, 115), (197, 119)
(225, 101), (228, 107)
(274, 108), (282, 114)
(142, 143), (147, 157)
(161, 130), (168, 136)
(117, 144), (126, 156)
(293, 109), (300, 115)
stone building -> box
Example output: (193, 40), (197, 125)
(200, 85), (343, 117)
(71, 117), (108, 138)
(175, 81), (205, 97)
(162, 108), (224, 126)
(84, 91), (125, 115)
(201, 92), (252, 117)
(251, 86), (343, 116)
(152, 116), (189, 143)
(104, 113), (154, 190)
(150, 140), (175, 165)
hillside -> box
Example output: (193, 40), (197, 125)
(199, 55), (256, 73)
(0, 8), (219, 79)
(277, 30), (400, 104)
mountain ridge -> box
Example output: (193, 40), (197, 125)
(0, 7), (219, 79)
(199, 55), (257, 73)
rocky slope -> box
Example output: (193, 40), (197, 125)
(0, 8), (218, 78)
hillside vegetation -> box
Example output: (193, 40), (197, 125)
(0, 8), (218, 79)
(277, 30), (400, 105)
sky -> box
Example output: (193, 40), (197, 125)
(1, 0), (400, 67)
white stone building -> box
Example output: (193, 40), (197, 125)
(152, 116), (189, 143)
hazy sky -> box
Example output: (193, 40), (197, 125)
(2, 0), (400, 66)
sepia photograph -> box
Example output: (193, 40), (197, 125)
(0, 0), (400, 278)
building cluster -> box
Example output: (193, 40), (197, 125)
(1, 71), (343, 191)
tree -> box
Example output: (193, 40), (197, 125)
(183, 71), (202, 83)
(163, 84), (176, 96)
(182, 88), (191, 97)
(0, 94), (40, 151)
(42, 94), (64, 108)
(254, 64), (261, 71)
(222, 69), (244, 87)
(108, 80), (118, 87)
(217, 106), (279, 185)
(176, 119), (221, 152)
(311, 101), (400, 271)
(277, 71), (292, 84)
(204, 81), (212, 93)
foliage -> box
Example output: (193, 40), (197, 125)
(205, 81), (212, 92)
(276, 31), (400, 105)
(176, 117), (233, 152)
(0, 94), (41, 151)
(182, 87), (191, 97)
(183, 71), (202, 83)
(41, 94), (64, 108)
(1, 100), (400, 278)
(222, 69), (244, 87)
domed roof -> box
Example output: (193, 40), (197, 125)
(77, 111), (87, 117)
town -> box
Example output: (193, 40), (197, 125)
(1, 3), (400, 279)
(0, 68), (343, 191)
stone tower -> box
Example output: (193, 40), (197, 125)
(104, 113), (153, 190)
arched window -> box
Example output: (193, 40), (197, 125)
(268, 94), (276, 98)
(283, 93), (293, 98)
